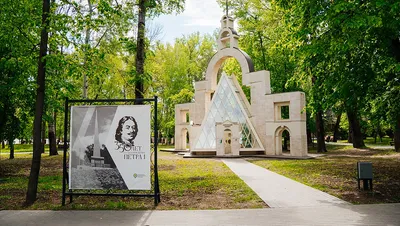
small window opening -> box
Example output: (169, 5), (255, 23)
(186, 113), (190, 123)
(281, 105), (289, 120)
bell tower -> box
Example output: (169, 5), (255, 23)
(217, 15), (239, 50)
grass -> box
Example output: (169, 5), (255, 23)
(248, 143), (400, 204)
(336, 137), (394, 147)
(1, 142), (399, 209)
(0, 149), (266, 210)
(363, 137), (394, 146)
(0, 144), (50, 153)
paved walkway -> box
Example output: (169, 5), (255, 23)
(1, 204), (399, 226)
(222, 159), (348, 208)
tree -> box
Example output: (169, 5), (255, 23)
(146, 33), (216, 138)
(273, 0), (400, 149)
(135, 0), (146, 100)
(26, 0), (51, 205)
(133, 0), (186, 100)
(0, 0), (38, 159)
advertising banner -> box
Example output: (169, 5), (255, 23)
(69, 105), (151, 190)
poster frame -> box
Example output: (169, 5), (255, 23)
(62, 97), (160, 206)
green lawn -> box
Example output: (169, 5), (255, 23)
(2, 142), (398, 209)
(0, 150), (266, 210)
(0, 144), (175, 154)
(363, 137), (394, 146)
(0, 144), (50, 153)
(249, 144), (400, 204)
(335, 137), (393, 147)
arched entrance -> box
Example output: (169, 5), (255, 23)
(224, 129), (232, 154)
(275, 126), (291, 155)
(282, 130), (290, 153)
(181, 128), (190, 150)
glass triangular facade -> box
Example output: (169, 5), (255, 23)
(194, 75), (262, 149)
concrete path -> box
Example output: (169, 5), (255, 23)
(1, 204), (399, 226)
(222, 159), (348, 208)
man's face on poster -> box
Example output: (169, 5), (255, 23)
(121, 119), (138, 144)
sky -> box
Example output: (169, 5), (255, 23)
(151, 0), (225, 44)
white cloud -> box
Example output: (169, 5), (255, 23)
(182, 0), (223, 27)
(151, 0), (226, 43)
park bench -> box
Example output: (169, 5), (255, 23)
(390, 141), (394, 146)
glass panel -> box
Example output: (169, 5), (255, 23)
(196, 132), (206, 149)
(203, 132), (210, 148)
(214, 95), (222, 107)
(210, 103), (217, 117)
(194, 75), (262, 150)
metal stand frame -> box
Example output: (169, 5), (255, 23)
(62, 97), (160, 206)
(358, 179), (373, 190)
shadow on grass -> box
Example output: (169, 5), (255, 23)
(307, 142), (397, 157)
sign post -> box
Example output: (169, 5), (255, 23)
(357, 162), (373, 190)
(62, 97), (160, 206)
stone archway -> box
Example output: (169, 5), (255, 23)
(275, 126), (292, 155)
(282, 130), (290, 153)
(181, 128), (189, 150)
(205, 48), (255, 92)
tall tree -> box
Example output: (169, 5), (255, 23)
(83, 0), (93, 99)
(146, 33), (216, 138)
(26, 0), (51, 205)
(135, 0), (147, 99)
(133, 0), (185, 100)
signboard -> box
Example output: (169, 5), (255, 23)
(69, 105), (151, 190)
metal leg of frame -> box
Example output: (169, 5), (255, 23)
(62, 98), (68, 206)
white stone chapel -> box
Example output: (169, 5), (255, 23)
(174, 15), (308, 157)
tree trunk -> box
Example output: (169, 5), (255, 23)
(316, 110), (327, 152)
(307, 128), (312, 145)
(9, 139), (14, 159)
(54, 110), (58, 145)
(332, 113), (341, 142)
(48, 112), (58, 156)
(348, 122), (353, 143)
(347, 109), (365, 148)
(395, 117), (400, 152)
(257, 31), (267, 70)
(83, 0), (93, 99)
(41, 120), (46, 153)
(26, 0), (50, 205)
(135, 0), (146, 101)
(1, 141), (4, 149)
(391, 38), (400, 151)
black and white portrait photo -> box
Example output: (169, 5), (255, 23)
(115, 116), (138, 147)
(69, 105), (151, 190)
